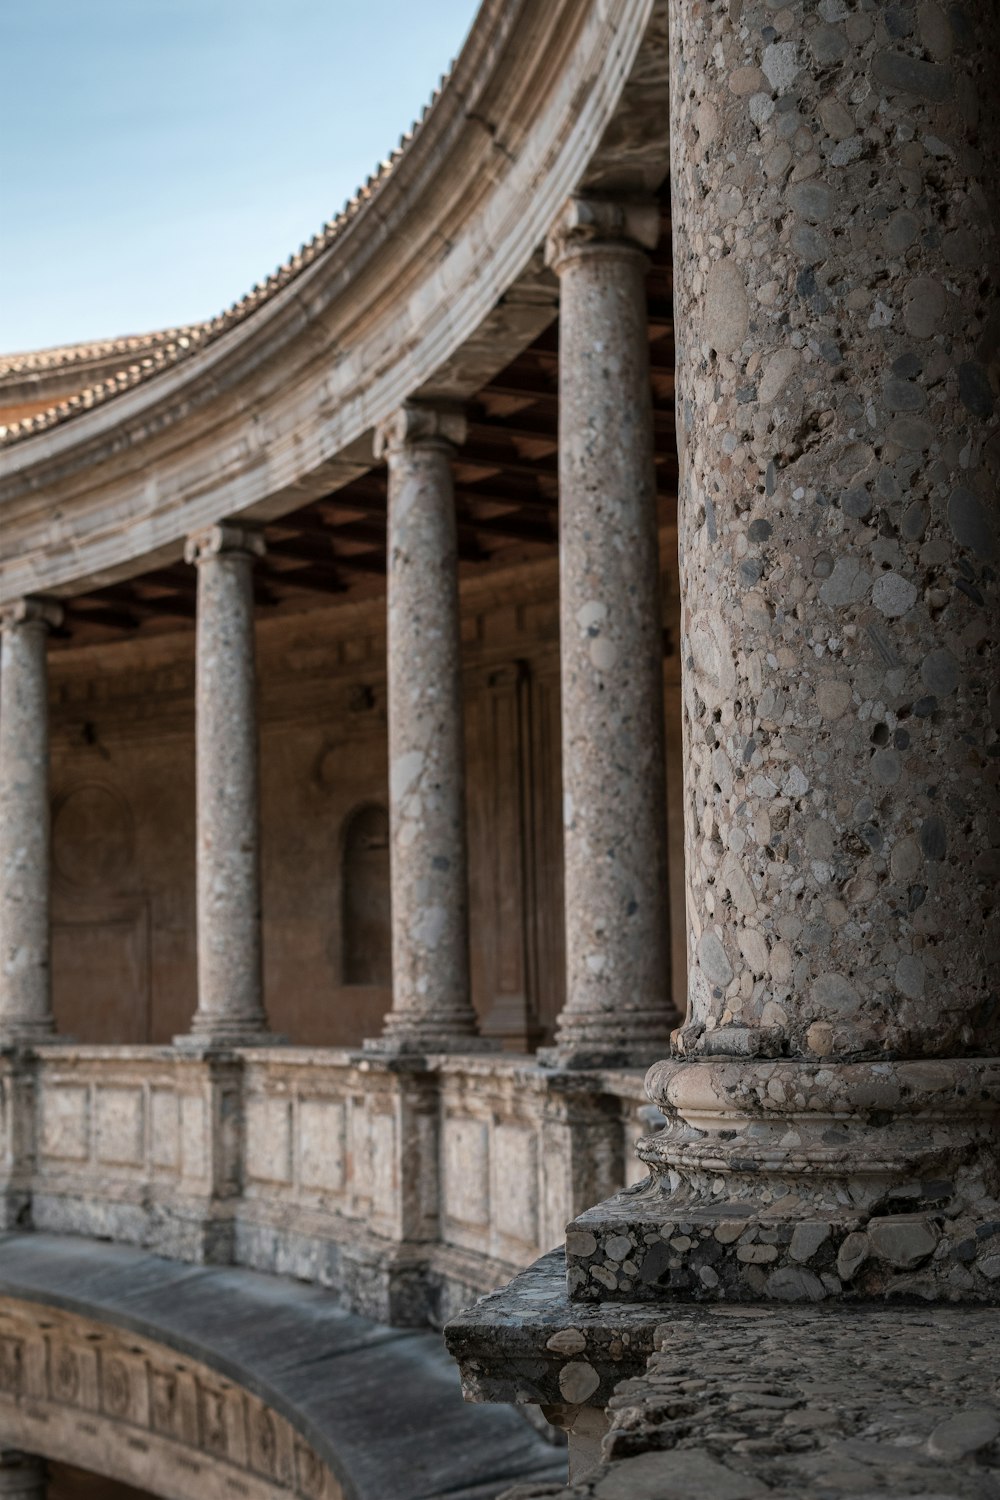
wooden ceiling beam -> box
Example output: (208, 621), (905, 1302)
(459, 512), (556, 545)
(94, 584), (194, 620)
(471, 400), (675, 445)
(63, 601), (141, 633)
(456, 450), (558, 483)
(343, 467), (559, 508)
(268, 534), (386, 576)
(264, 562), (348, 596)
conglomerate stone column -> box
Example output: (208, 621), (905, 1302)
(181, 524), (269, 1045)
(366, 403), (487, 1053)
(541, 196), (675, 1069)
(564, 2), (1000, 1302)
(0, 598), (62, 1045)
(0, 1453), (47, 1499)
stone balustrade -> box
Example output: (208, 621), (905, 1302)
(0, 1046), (653, 1326)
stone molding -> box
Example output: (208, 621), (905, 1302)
(0, 0), (669, 606)
(559, 1054), (1000, 1305)
(372, 402), (467, 459)
(544, 195), (660, 273)
(184, 522), (266, 566)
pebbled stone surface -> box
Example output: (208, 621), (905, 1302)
(669, 0), (1000, 1065)
(497, 1292), (1000, 1498)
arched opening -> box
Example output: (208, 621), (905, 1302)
(49, 1460), (153, 1500)
(341, 804), (391, 987)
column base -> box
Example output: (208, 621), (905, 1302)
(0, 1023), (55, 1050)
(539, 1008), (675, 1072)
(536, 1043), (668, 1071)
(173, 1027), (283, 1051)
(363, 1031), (498, 1057)
(565, 1056), (1000, 1304)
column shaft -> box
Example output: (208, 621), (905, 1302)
(367, 403), (486, 1053)
(564, 1), (1000, 1305)
(669, 4), (1000, 1064)
(544, 197), (675, 1068)
(183, 525), (267, 1044)
(0, 599), (61, 1044)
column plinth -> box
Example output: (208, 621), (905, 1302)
(539, 195), (675, 1070)
(365, 403), (492, 1055)
(565, 4), (1000, 1301)
(179, 524), (269, 1047)
(0, 598), (62, 1047)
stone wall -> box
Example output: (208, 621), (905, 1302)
(45, 555), (685, 1052)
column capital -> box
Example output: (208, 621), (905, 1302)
(544, 195), (660, 273)
(0, 597), (63, 632)
(373, 402), (467, 461)
(185, 523), (266, 566)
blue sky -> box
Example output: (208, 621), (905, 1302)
(0, 0), (480, 353)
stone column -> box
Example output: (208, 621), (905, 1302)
(564, 2), (1000, 1303)
(366, 402), (487, 1053)
(0, 1452), (47, 1498)
(0, 598), (62, 1045)
(181, 524), (268, 1045)
(541, 196), (675, 1069)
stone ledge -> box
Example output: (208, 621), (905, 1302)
(565, 1189), (1000, 1304)
(445, 1250), (662, 1410)
(495, 1300), (1000, 1499)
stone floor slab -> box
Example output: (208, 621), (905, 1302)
(456, 1254), (1000, 1499)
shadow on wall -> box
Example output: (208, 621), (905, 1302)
(341, 803), (391, 987)
(49, 1461), (153, 1500)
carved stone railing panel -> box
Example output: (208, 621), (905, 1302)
(0, 1046), (654, 1323)
(23, 1048), (240, 1261)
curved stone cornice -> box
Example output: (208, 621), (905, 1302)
(0, 0), (668, 605)
(0, 1294), (337, 1500)
(0, 1232), (562, 1499)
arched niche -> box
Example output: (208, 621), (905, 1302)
(0, 1300), (339, 1500)
(340, 804), (391, 988)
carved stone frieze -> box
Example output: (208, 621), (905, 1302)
(0, 1300), (339, 1499)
